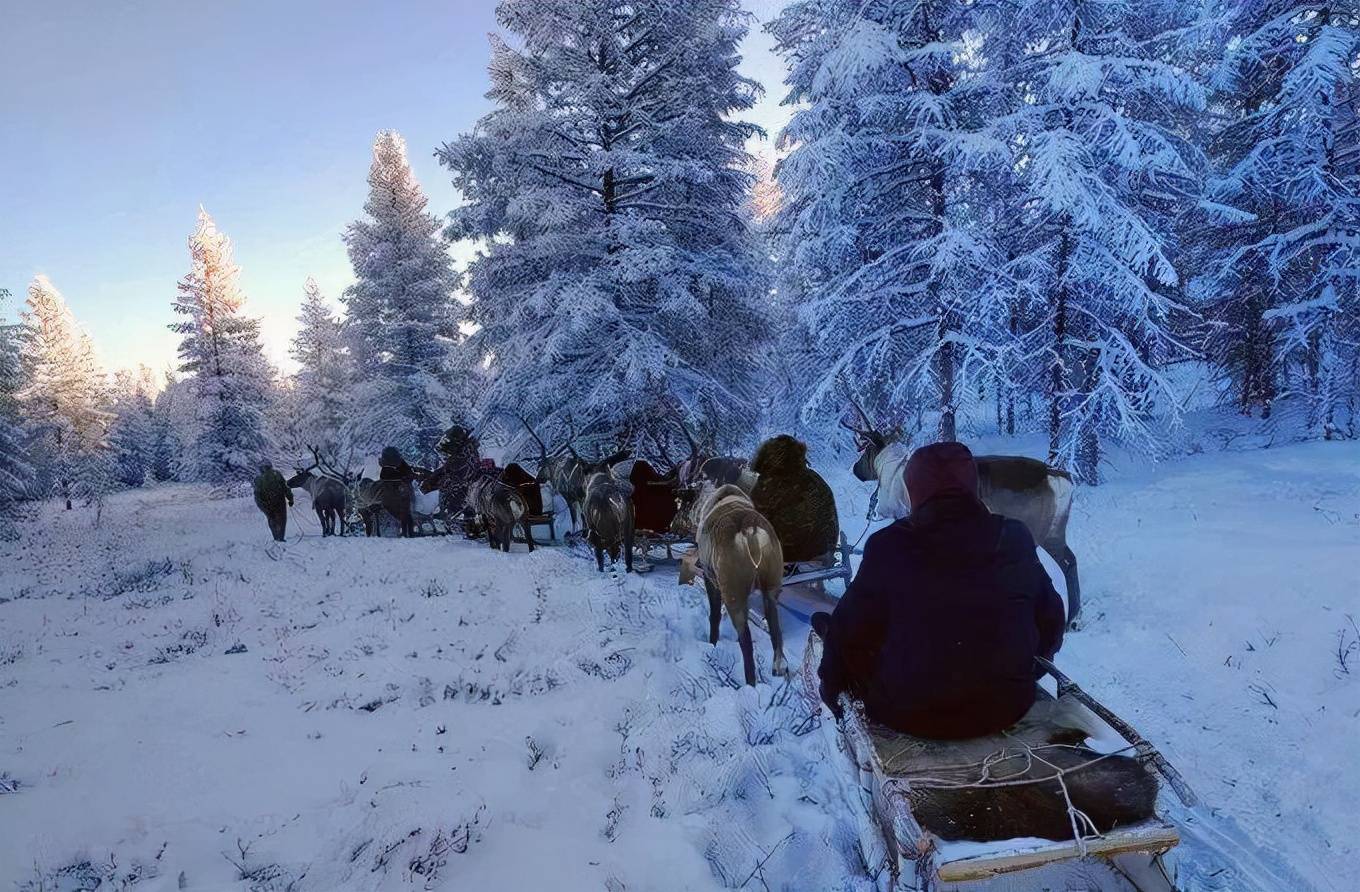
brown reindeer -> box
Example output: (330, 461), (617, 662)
(841, 396), (1082, 622)
(542, 419), (630, 535)
(467, 473), (536, 554)
(285, 468), (347, 536)
(354, 477), (416, 537)
(583, 468), (635, 573)
(678, 484), (787, 686)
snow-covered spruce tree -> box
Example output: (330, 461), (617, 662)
(169, 208), (274, 488)
(150, 369), (192, 482)
(343, 131), (463, 461)
(749, 154), (814, 440)
(440, 0), (771, 449)
(286, 277), (355, 460)
(1200, 2), (1360, 435)
(17, 275), (115, 509)
(108, 366), (158, 488)
(770, 0), (1011, 442)
(990, 0), (1209, 481)
(0, 288), (32, 537)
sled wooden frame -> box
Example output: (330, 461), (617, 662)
(637, 532), (856, 591)
(633, 529), (692, 562)
(802, 635), (1186, 891)
(782, 531), (855, 589)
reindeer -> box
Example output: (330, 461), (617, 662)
(354, 477), (416, 538)
(285, 452), (347, 537)
(467, 474), (535, 554)
(672, 416), (755, 491)
(678, 484), (787, 686)
(583, 468), (635, 573)
(840, 395), (1082, 622)
(537, 418), (630, 535)
(301, 447), (418, 539)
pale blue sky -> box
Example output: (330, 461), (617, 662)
(0, 0), (792, 377)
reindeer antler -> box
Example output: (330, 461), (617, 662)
(560, 414), (582, 460)
(669, 409), (702, 462)
(655, 430), (679, 474)
(510, 412), (548, 461)
(309, 444), (354, 485)
(836, 375), (884, 446)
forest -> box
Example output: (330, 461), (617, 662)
(1, 0), (1357, 530)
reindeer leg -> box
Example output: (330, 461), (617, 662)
(703, 578), (722, 646)
(595, 544), (605, 573)
(732, 609), (757, 686)
(523, 517), (535, 553)
(762, 589), (788, 677)
(624, 521), (634, 574)
(1040, 540), (1081, 623)
(1060, 545), (1081, 624)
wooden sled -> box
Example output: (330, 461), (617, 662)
(802, 634), (1190, 891)
(499, 463), (557, 544)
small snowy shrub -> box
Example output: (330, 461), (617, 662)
(18, 854), (158, 892)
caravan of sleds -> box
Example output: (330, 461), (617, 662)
(284, 404), (1203, 892)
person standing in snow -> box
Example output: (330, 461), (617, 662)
(253, 462), (293, 542)
(815, 442), (1066, 738)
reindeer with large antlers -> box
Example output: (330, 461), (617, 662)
(531, 416), (630, 535)
(842, 392), (1083, 623)
(286, 446), (350, 536)
(671, 415), (753, 491)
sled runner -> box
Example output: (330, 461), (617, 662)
(802, 634), (1188, 891)
(777, 531), (855, 607)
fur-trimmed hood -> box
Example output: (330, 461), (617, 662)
(750, 435), (809, 476)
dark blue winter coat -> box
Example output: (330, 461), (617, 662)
(818, 494), (1065, 739)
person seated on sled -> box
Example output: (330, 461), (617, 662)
(815, 442), (1066, 739)
(378, 445), (416, 482)
(432, 423), (483, 521)
(461, 457), (502, 539)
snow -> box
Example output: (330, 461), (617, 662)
(2, 441), (1358, 889)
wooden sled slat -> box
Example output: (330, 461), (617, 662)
(936, 822), (1180, 883)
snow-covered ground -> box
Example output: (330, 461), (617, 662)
(1, 441), (1357, 890)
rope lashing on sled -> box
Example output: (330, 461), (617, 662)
(1037, 656), (1201, 808)
(884, 741), (1143, 857)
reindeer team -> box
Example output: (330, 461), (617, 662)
(272, 404), (1082, 687)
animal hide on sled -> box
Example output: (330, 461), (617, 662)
(872, 698), (1159, 843)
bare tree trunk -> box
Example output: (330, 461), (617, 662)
(939, 339), (956, 442)
(1078, 349), (1101, 484)
(1048, 229), (1070, 465)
